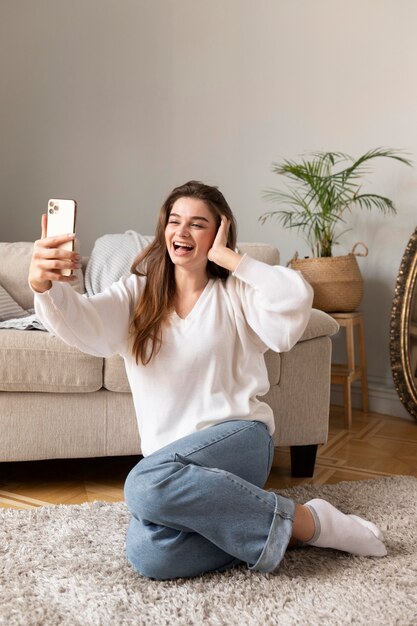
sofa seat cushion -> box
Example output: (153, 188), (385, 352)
(104, 355), (130, 392)
(0, 329), (103, 392)
(104, 350), (281, 392)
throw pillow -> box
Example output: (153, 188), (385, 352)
(0, 284), (29, 321)
(85, 231), (154, 295)
(0, 241), (85, 311)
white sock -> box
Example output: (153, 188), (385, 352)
(348, 514), (384, 542)
(305, 498), (387, 557)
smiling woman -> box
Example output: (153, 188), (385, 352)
(129, 181), (239, 366)
(29, 179), (387, 581)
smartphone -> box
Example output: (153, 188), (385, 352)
(46, 199), (77, 276)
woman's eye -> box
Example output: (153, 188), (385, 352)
(168, 220), (203, 228)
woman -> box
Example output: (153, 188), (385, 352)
(29, 180), (386, 580)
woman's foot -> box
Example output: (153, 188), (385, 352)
(303, 498), (387, 557)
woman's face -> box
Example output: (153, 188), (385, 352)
(165, 197), (218, 273)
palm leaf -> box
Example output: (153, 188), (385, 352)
(350, 193), (397, 214)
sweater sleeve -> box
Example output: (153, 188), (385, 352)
(33, 274), (143, 358)
(231, 253), (314, 353)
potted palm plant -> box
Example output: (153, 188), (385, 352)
(260, 148), (412, 312)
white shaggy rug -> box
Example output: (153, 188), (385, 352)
(1, 476), (416, 626)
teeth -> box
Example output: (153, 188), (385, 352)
(174, 242), (193, 249)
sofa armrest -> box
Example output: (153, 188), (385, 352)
(298, 309), (339, 343)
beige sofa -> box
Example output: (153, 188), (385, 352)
(0, 241), (339, 476)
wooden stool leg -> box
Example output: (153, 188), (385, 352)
(346, 319), (355, 371)
(357, 317), (369, 413)
(345, 319), (355, 428)
(343, 378), (352, 429)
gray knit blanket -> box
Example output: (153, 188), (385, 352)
(0, 310), (46, 331)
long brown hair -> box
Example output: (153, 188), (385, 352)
(130, 181), (237, 365)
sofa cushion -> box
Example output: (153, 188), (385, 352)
(0, 242), (85, 311)
(237, 242), (280, 266)
(299, 309), (340, 343)
(103, 351), (281, 392)
(103, 355), (130, 392)
(102, 305), (333, 392)
(0, 329), (103, 392)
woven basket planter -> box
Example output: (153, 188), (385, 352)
(289, 243), (368, 313)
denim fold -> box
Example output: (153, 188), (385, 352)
(249, 492), (295, 572)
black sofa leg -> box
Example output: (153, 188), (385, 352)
(290, 444), (318, 478)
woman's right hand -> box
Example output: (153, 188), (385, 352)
(28, 214), (81, 293)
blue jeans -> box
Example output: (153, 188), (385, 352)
(124, 420), (295, 580)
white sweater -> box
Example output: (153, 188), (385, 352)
(34, 254), (313, 456)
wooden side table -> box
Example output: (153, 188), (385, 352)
(329, 311), (369, 429)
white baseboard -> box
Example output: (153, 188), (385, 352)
(331, 376), (415, 421)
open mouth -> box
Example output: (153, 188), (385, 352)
(173, 242), (194, 254)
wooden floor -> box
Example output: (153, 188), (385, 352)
(1, 406), (416, 510)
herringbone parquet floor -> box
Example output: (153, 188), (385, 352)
(0, 406), (416, 509)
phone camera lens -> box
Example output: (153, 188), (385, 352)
(48, 208), (54, 214)
(49, 201), (54, 207)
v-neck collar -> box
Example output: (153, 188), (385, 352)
(172, 278), (214, 322)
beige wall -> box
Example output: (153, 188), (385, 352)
(1, 0), (416, 418)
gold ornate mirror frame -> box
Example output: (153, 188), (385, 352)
(390, 226), (417, 420)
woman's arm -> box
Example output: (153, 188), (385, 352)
(33, 277), (139, 357)
(230, 254), (313, 353)
(29, 214), (140, 357)
(208, 218), (313, 353)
